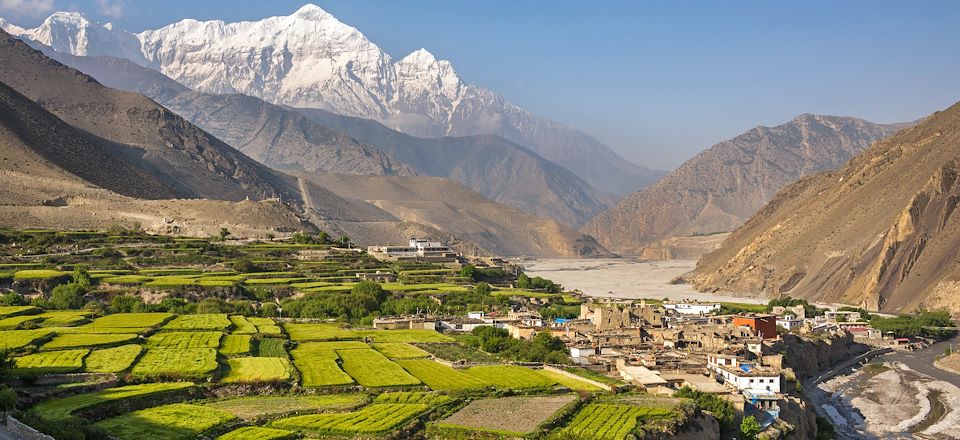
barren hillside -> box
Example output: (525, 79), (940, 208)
(582, 114), (908, 256)
(689, 102), (960, 314)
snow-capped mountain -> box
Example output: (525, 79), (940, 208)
(3, 4), (661, 195)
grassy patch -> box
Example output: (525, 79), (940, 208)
(206, 395), (366, 420)
(219, 334), (252, 356)
(465, 365), (556, 390)
(84, 344), (143, 373)
(538, 369), (603, 391)
(271, 403), (429, 434)
(146, 331), (223, 349)
(216, 427), (293, 440)
(396, 359), (490, 391)
(285, 323), (452, 343)
(96, 403), (235, 440)
(131, 348), (218, 379)
(13, 269), (68, 280)
(338, 348), (421, 387)
(0, 305), (41, 318)
(0, 314), (44, 330)
(87, 313), (173, 329)
(290, 344), (353, 387)
(0, 329), (55, 350)
(43, 333), (138, 350)
(222, 357), (292, 383)
(256, 338), (288, 358)
(14, 349), (88, 374)
(32, 382), (194, 421)
(229, 315), (257, 334)
(35, 310), (91, 326)
(163, 314), (231, 331)
(374, 342), (430, 359)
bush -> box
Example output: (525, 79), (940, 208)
(462, 326), (568, 364)
(0, 292), (26, 306)
(815, 416), (835, 440)
(740, 415), (761, 440)
(50, 283), (86, 310)
(674, 387), (735, 429)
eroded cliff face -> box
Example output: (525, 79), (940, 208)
(690, 102), (960, 314)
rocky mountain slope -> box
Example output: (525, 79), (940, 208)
(36, 48), (608, 227)
(582, 114), (908, 257)
(0, 30), (302, 204)
(1, 6), (661, 196)
(301, 174), (610, 257)
(291, 107), (613, 226)
(689, 102), (960, 314)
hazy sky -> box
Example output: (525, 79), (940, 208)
(4, 0), (960, 169)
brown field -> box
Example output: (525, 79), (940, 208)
(438, 394), (576, 434)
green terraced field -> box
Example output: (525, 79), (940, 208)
(0, 329), (55, 350)
(84, 344), (143, 373)
(256, 338), (288, 357)
(34, 311), (90, 326)
(96, 403), (235, 440)
(337, 348), (420, 387)
(14, 349), (88, 374)
(13, 269), (68, 280)
(43, 333), (138, 350)
(205, 395), (366, 420)
(465, 365), (556, 390)
(0, 305), (40, 318)
(32, 382), (194, 420)
(376, 391), (451, 406)
(222, 357), (292, 383)
(216, 427), (293, 440)
(130, 348), (218, 379)
(229, 315), (257, 334)
(163, 314), (231, 330)
(272, 403), (428, 434)
(285, 323), (452, 343)
(290, 346), (353, 387)
(86, 313), (173, 329)
(219, 334), (252, 356)
(558, 403), (676, 440)
(396, 359), (491, 391)
(538, 369), (603, 391)
(146, 331), (222, 349)
(0, 314), (43, 330)
(374, 342), (430, 359)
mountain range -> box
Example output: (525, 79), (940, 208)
(581, 115), (910, 257)
(1, 5), (662, 197)
(689, 102), (960, 315)
(0, 28), (606, 257)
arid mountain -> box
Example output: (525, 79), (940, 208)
(300, 174), (611, 257)
(25, 49), (414, 178)
(33, 48), (607, 226)
(0, 30), (302, 204)
(290, 107), (613, 226)
(689, 102), (960, 315)
(582, 115), (908, 257)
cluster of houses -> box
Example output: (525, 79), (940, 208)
(366, 238), (458, 262)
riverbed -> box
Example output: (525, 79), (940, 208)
(521, 257), (765, 304)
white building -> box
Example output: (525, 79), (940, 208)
(715, 364), (781, 393)
(569, 346), (596, 358)
(776, 315), (804, 331)
(663, 302), (721, 316)
(367, 238), (454, 259)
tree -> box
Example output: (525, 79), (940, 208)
(50, 283), (86, 310)
(460, 265), (478, 281)
(0, 292), (25, 306)
(218, 228), (232, 241)
(338, 235), (351, 247)
(232, 258), (261, 273)
(72, 266), (91, 288)
(474, 282), (491, 296)
(196, 298), (226, 314)
(352, 281), (387, 302)
(110, 295), (143, 313)
(0, 385), (16, 422)
(516, 273), (531, 289)
(740, 415), (762, 440)
(261, 302), (279, 317)
(318, 231), (330, 243)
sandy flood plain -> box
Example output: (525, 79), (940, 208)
(815, 361), (960, 439)
(521, 257), (765, 304)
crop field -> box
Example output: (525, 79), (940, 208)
(32, 382), (194, 420)
(146, 331), (222, 348)
(378, 282), (468, 293)
(337, 348), (421, 387)
(538, 369), (603, 391)
(248, 317), (281, 334)
(34, 311), (91, 326)
(285, 323), (452, 343)
(271, 403), (428, 434)
(13, 269), (68, 280)
(219, 334), (252, 355)
(376, 391), (450, 406)
(96, 403), (235, 440)
(256, 338), (287, 357)
(100, 275), (152, 284)
(84, 344), (143, 373)
(43, 333), (138, 350)
(205, 395), (367, 420)
(293, 341), (369, 357)
(229, 315), (257, 334)
(222, 357), (292, 383)
(436, 395), (576, 436)
(465, 365), (556, 390)
(13, 349), (88, 374)
(492, 289), (559, 298)
(374, 342), (430, 359)
(0, 314), (43, 330)
(216, 427), (293, 440)
(87, 313), (173, 330)
(396, 359), (490, 391)
(291, 352), (353, 387)
(130, 348), (218, 379)
(414, 342), (500, 363)
(163, 314), (231, 330)
(0, 329), (55, 350)
(556, 404), (658, 439)
(0, 305), (39, 318)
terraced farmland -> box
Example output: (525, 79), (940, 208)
(84, 344), (143, 373)
(163, 314), (231, 331)
(272, 403), (429, 434)
(219, 334), (252, 355)
(43, 333), (138, 350)
(13, 349), (88, 374)
(396, 359), (490, 391)
(96, 403), (235, 440)
(205, 395), (366, 420)
(222, 357), (292, 383)
(465, 365), (556, 390)
(32, 382), (195, 421)
(374, 342), (430, 359)
(146, 331), (222, 348)
(216, 427), (293, 440)
(285, 323), (452, 343)
(131, 348), (218, 379)
(337, 348), (421, 387)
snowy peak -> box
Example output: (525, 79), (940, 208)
(400, 48), (438, 66)
(292, 3), (333, 20)
(5, 10), (147, 65)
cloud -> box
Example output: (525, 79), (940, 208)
(96, 0), (123, 18)
(0, 0), (55, 18)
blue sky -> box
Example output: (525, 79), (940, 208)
(4, 1), (960, 169)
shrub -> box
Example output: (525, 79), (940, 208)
(740, 415), (761, 440)
(50, 283), (86, 310)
